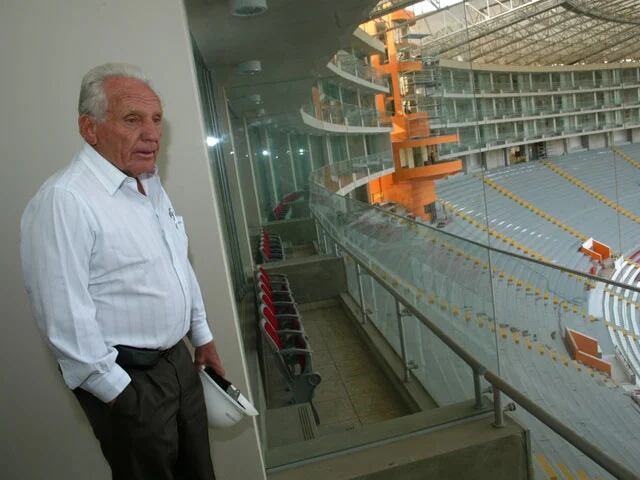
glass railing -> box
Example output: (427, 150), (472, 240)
(431, 101), (639, 125)
(301, 101), (391, 129)
(330, 51), (388, 88)
(435, 77), (640, 96)
(309, 151), (393, 193)
(308, 158), (640, 480)
(435, 118), (640, 157)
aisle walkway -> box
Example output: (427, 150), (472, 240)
(301, 303), (411, 432)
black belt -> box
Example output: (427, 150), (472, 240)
(114, 342), (179, 369)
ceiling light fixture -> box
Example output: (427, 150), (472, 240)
(246, 93), (262, 105)
(230, 0), (267, 17)
(237, 60), (262, 75)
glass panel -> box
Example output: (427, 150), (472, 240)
(248, 126), (277, 221)
(331, 50), (388, 88)
(344, 253), (359, 301)
(329, 136), (346, 164)
(290, 134), (312, 187)
(211, 1), (640, 476)
(269, 131), (295, 198)
(193, 43), (246, 297)
(311, 164), (501, 380)
(308, 135), (325, 170)
(310, 153), (640, 476)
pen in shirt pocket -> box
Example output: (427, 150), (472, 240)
(168, 208), (180, 228)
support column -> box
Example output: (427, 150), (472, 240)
(218, 85), (254, 274)
(265, 131), (279, 203)
(307, 135), (315, 171)
(287, 133), (298, 191)
(243, 117), (264, 225)
(356, 263), (367, 324)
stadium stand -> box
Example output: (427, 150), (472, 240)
(256, 268), (322, 423)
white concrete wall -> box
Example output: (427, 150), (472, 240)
(588, 133), (607, 150)
(613, 129), (629, 145)
(485, 150), (505, 170)
(0, 1), (265, 479)
(546, 139), (565, 156)
(465, 153), (482, 172)
(632, 128), (640, 143)
(567, 136), (584, 152)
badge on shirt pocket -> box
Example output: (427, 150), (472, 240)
(173, 215), (189, 258)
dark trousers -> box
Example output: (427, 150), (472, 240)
(74, 341), (215, 480)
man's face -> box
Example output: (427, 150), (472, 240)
(82, 77), (163, 177)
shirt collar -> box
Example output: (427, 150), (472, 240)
(80, 142), (158, 196)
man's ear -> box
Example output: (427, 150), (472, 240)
(79, 114), (98, 145)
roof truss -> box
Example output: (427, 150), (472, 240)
(417, 0), (640, 65)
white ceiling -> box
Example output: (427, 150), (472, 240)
(186, 0), (381, 119)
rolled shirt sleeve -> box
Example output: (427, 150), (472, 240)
(186, 262), (214, 347)
(21, 186), (130, 402)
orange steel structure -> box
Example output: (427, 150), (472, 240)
(363, 10), (461, 219)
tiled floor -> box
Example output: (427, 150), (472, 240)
(302, 304), (411, 432)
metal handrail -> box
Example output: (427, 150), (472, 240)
(485, 372), (638, 480)
(331, 51), (387, 87)
(314, 170), (640, 294)
(309, 159), (640, 479)
(313, 213), (638, 480)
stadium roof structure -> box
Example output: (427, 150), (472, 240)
(399, 0), (640, 66)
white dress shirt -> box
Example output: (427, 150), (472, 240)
(21, 143), (213, 402)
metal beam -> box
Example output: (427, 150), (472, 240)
(567, 25), (640, 64)
(469, 10), (577, 63)
(503, 17), (610, 64)
(418, 0), (640, 65)
(422, 0), (563, 54)
(563, 0), (640, 26)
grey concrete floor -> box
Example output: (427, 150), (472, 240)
(302, 304), (412, 432)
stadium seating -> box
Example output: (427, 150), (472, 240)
(256, 267), (321, 422)
(315, 147), (640, 478)
(258, 229), (286, 263)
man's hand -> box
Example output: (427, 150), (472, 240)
(194, 340), (225, 377)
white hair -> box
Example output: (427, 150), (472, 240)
(78, 63), (156, 121)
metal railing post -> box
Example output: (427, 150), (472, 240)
(395, 299), (411, 382)
(356, 263), (367, 324)
(310, 173), (640, 480)
(322, 228), (329, 254)
(314, 217), (321, 251)
(493, 387), (505, 428)
(484, 372), (637, 479)
(473, 368), (484, 410)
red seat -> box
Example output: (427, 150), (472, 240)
(260, 303), (303, 332)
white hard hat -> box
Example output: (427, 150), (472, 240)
(198, 367), (259, 429)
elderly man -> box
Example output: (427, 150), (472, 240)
(20, 63), (222, 479)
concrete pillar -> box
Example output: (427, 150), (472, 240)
(240, 116), (264, 226)
(287, 134), (299, 190)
